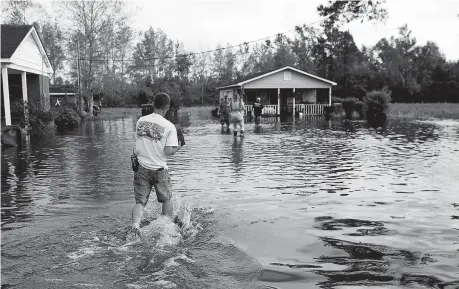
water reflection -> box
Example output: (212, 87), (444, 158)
(312, 235), (458, 288)
(1, 145), (35, 229)
(231, 137), (244, 170)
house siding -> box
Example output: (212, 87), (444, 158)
(27, 74), (50, 111)
(243, 69), (332, 89)
(11, 34), (51, 74)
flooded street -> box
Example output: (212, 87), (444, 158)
(2, 109), (459, 289)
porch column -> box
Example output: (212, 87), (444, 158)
(21, 71), (29, 130)
(329, 87), (332, 106)
(292, 88), (295, 116)
(2, 67), (11, 126)
(277, 88), (280, 115)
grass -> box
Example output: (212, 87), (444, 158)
(91, 103), (459, 120)
(95, 107), (141, 119)
(387, 103), (459, 119)
(94, 106), (214, 119)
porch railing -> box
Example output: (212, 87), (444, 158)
(262, 105), (278, 115)
(295, 104), (328, 115)
(243, 105), (252, 116)
(244, 104), (278, 116)
(243, 104), (330, 116)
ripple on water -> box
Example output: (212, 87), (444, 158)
(1, 205), (263, 289)
(2, 115), (459, 289)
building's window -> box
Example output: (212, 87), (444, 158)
(284, 71), (291, 80)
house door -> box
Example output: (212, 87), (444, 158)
(280, 89), (293, 116)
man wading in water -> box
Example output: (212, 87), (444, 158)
(219, 95), (230, 131)
(128, 93), (184, 240)
(252, 97), (264, 125)
(229, 93), (245, 137)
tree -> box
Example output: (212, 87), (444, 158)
(317, 0), (388, 31)
(40, 20), (66, 84)
(1, 0), (38, 24)
(273, 34), (295, 68)
(63, 0), (127, 114)
(291, 25), (318, 72)
(372, 24), (419, 101)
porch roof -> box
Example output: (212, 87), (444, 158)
(217, 66), (337, 90)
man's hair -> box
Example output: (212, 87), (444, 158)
(153, 93), (170, 109)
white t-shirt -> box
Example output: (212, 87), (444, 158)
(230, 100), (245, 121)
(135, 113), (179, 170)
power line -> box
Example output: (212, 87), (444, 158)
(77, 13), (335, 65)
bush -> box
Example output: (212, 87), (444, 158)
(323, 105), (334, 116)
(342, 97), (359, 119)
(12, 100), (55, 136)
(354, 101), (365, 119)
(54, 106), (81, 131)
(364, 88), (392, 113)
(364, 88), (392, 127)
(332, 97), (344, 103)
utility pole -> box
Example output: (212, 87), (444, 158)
(76, 40), (82, 113)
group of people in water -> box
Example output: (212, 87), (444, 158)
(217, 93), (264, 137)
(127, 92), (266, 241)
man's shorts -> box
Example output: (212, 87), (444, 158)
(220, 113), (230, 126)
(230, 113), (244, 124)
(133, 165), (172, 206)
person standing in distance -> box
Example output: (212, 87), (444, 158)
(220, 95), (230, 130)
(129, 93), (182, 238)
(229, 93), (245, 137)
(252, 97), (264, 125)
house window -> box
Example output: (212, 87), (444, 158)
(284, 71), (291, 80)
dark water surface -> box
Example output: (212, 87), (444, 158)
(2, 110), (459, 289)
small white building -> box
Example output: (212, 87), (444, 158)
(1, 24), (54, 127)
(217, 66), (336, 116)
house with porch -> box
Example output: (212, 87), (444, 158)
(217, 66), (336, 116)
(1, 24), (54, 127)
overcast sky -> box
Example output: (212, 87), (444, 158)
(36, 0), (459, 61)
(124, 0), (459, 61)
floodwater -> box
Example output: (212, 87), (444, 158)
(2, 109), (459, 289)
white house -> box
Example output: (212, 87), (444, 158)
(217, 66), (337, 116)
(1, 24), (54, 127)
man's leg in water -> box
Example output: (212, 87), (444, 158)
(132, 203), (146, 229)
(132, 167), (153, 229)
(162, 199), (173, 217)
(154, 169), (174, 218)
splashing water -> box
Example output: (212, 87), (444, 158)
(2, 198), (262, 289)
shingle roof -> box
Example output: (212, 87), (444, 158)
(219, 65), (316, 88)
(217, 65), (336, 89)
(1, 25), (33, 58)
(218, 65), (291, 88)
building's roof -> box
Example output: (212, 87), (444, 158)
(1, 25), (33, 58)
(217, 65), (337, 90)
(50, 85), (77, 94)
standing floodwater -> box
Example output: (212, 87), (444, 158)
(2, 109), (459, 289)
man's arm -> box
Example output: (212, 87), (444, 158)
(164, 145), (180, 156)
(164, 125), (181, 156)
